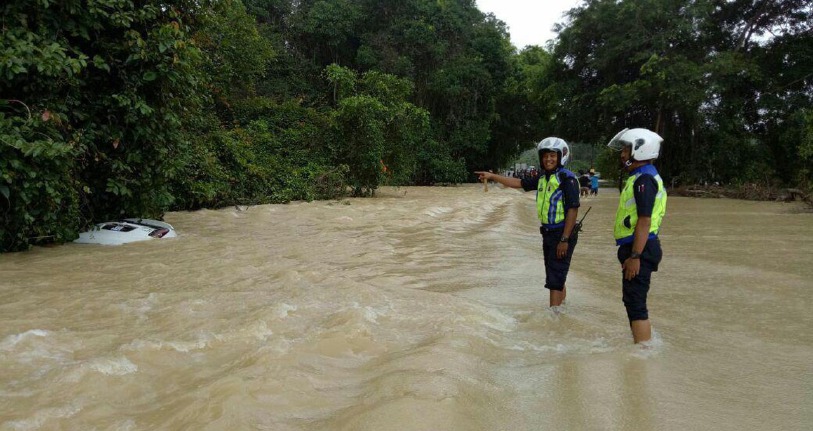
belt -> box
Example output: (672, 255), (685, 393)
(540, 225), (564, 234)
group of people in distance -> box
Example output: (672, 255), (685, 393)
(476, 128), (667, 345)
(578, 169), (599, 197)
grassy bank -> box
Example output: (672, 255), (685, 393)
(670, 183), (812, 208)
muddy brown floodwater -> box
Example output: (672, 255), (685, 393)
(1, 185), (811, 430)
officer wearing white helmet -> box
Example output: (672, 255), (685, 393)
(608, 128), (668, 344)
(475, 137), (581, 309)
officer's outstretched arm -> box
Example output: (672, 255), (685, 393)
(474, 171), (522, 189)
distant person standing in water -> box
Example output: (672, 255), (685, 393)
(475, 138), (580, 309)
(607, 128), (667, 344)
(578, 170), (590, 197)
(589, 169), (599, 196)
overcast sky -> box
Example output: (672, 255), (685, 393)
(476, 0), (584, 49)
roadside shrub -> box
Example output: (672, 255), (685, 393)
(0, 107), (80, 250)
(1, 1), (204, 251)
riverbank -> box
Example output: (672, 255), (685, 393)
(669, 183), (812, 207)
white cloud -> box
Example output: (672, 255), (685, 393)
(477, 0), (584, 49)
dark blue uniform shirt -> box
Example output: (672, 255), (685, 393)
(630, 165), (659, 217)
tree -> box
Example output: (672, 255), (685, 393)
(549, 0), (812, 186)
(328, 65), (430, 194)
(1, 0), (205, 251)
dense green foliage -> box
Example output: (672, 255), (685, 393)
(2, 0), (811, 251)
(550, 0), (812, 187)
(2, 0), (206, 250)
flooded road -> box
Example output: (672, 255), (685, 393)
(1, 185), (811, 430)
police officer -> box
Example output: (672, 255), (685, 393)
(475, 137), (581, 308)
(607, 128), (667, 344)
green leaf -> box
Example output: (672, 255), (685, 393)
(0, 186), (9, 199)
(92, 55), (110, 72)
(143, 71), (157, 81)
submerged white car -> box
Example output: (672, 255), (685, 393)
(74, 218), (177, 245)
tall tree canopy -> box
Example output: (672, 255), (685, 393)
(549, 0), (812, 184)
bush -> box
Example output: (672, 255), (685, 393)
(0, 107), (80, 250)
(1, 1), (205, 251)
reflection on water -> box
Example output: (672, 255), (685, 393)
(1, 185), (811, 430)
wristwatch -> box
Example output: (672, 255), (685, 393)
(560, 236), (569, 243)
(629, 251), (642, 259)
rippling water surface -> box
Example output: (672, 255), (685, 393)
(1, 185), (811, 430)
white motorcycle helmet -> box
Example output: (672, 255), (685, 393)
(607, 128), (662, 162)
(537, 137), (570, 166)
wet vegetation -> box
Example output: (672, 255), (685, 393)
(2, 0), (811, 251)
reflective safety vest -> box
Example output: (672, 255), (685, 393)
(614, 165), (667, 245)
(536, 168), (576, 227)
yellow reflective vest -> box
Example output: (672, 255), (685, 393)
(536, 169), (576, 227)
(614, 165), (667, 245)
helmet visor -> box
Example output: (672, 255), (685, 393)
(537, 141), (555, 151)
(607, 128), (631, 151)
